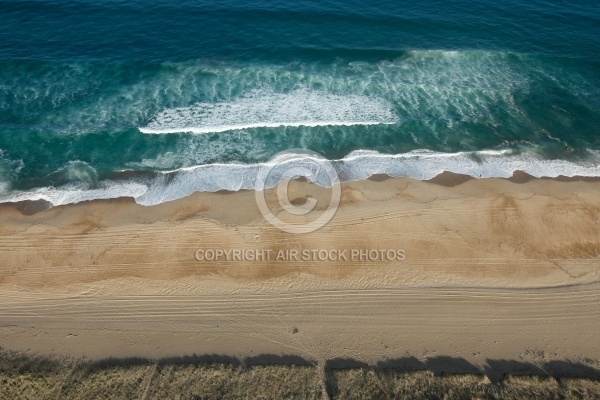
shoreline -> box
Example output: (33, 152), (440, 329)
(4, 170), (600, 216)
(0, 174), (599, 366)
(4, 147), (600, 208)
(5, 170), (600, 216)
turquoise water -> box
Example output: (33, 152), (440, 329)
(1, 0), (599, 204)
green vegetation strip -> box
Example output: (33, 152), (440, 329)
(1, 350), (599, 399)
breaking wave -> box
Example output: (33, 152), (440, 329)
(2, 149), (600, 207)
(140, 88), (398, 134)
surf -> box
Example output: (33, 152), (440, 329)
(139, 88), (398, 134)
(3, 149), (600, 208)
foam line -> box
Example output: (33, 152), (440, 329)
(2, 149), (600, 207)
(139, 121), (396, 134)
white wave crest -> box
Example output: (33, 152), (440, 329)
(139, 88), (398, 134)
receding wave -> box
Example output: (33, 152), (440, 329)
(2, 149), (600, 207)
(139, 88), (398, 134)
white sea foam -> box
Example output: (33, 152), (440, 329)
(49, 160), (99, 185)
(0, 181), (9, 196)
(1, 181), (148, 206)
(0, 161), (8, 195)
(0, 150), (23, 195)
(335, 149), (600, 181)
(140, 88), (398, 134)
(2, 149), (600, 207)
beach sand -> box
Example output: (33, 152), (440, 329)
(0, 174), (599, 371)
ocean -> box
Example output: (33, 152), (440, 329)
(1, 0), (599, 206)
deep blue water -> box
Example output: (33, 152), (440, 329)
(0, 0), (599, 205)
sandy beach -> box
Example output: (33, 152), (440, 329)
(1, 174), (599, 372)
